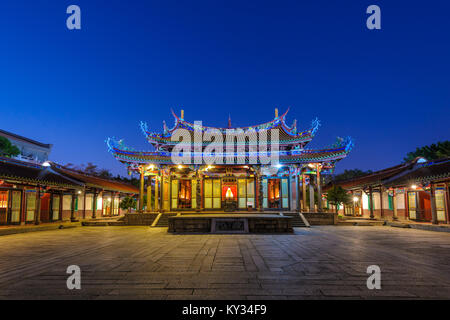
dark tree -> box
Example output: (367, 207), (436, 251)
(0, 136), (20, 158)
(120, 196), (137, 213)
(404, 141), (450, 162)
(64, 162), (139, 187)
(333, 169), (372, 182)
(327, 186), (351, 213)
(83, 162), (99, 175)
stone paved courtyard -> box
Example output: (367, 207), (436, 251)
(0, 226), (450, 300)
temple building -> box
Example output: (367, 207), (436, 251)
(331, 157), (450, 224)
(0, 157), (138, 226)
(106, 108), (353, 213)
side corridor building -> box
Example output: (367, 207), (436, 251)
(333, 157), (450, 225)
(0, 157), (138, 226)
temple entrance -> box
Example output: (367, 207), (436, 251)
(267, 179), (281, 209)
(237, 178), (255, 210)
(222, 176), (238, 212)
(407, 191), (417, 220)
(204, 178), (221, 209)
(263, 178), (289, 210)
(178, 179), (192, 209)
(51, 194), (61, 221)
(171, 178), (197, 210)
(0, 191), (8, 225)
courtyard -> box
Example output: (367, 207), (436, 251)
(0, 226), (449, 300)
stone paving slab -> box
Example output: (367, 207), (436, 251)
(0, 226), (449, 299)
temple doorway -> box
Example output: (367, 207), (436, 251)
(171, 179), (194, 209)
(268, 179), (281, 209)
(178, 179), (192, 209)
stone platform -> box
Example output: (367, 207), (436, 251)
(168, 214), (293, 234)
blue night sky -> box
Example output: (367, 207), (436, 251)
(1, 1), (449, 176)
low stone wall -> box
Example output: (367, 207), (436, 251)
(303, 212), (337, 225)
(247, 217), (292, 233)
(168, 214), (293, 234)
(170, 217), (211, 233)
(124, 213), (158, 226)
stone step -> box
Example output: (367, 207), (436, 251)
(154, 213), (177, 227)
(337, 220), (385, 226)
(281, 212), (309, 228)
(82, 221), (125, 226)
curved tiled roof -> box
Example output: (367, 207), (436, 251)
(106, 141), (352, 166)
(384, 158), (450, 187)
(0, 157), (139, 194)
(330, 157), (450, 190)
(52, 166), (139, 194)
(0, 157), (82, 188)
(140, 109), (320, 147)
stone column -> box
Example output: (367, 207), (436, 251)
(110, 192), (115, 216)
(155, 174), (160, 212)
(82, 190), (87, 219)
(380, 186), (384, 219)
(59, 191), (63, 221)
(34, 187), (41, 225)
(369, 186), (374, 219)
(446, 183), (450, 224)
(160, 171), (165, 213)
(296, 174), (301, 212)
(431, 183), (438, 225)
(92, 190), (98, 219)
(302, 174), (307, 212)
(316, 165), (323, 212)
(196, 169), (201, 212)
(309, 175), (315, 213)
(256, 167), (263, 212)
(147, 177), (152, 212)
(139, 168), (145, 212)
(70, 191), (76, 222)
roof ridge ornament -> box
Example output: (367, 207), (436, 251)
(311, 118), (321, 136)
(140, 121), (149, 136)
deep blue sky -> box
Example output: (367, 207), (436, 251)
(1, 1), (449, 176)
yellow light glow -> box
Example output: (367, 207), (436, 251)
(353, 197), (359, 202)
(411, 184), (417, 190)
(178, 165), (183, 170)
(225, 187), (234, 199)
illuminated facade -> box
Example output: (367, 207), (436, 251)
(107, 108), (353, 212)
(332, 157), (450, 224)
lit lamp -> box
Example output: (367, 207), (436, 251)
(225, 187), (234, 199)
(411, 184), (417, 190)
(224, 187), (237, 212)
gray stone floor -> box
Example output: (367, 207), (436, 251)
(0, 226), (449, 300)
